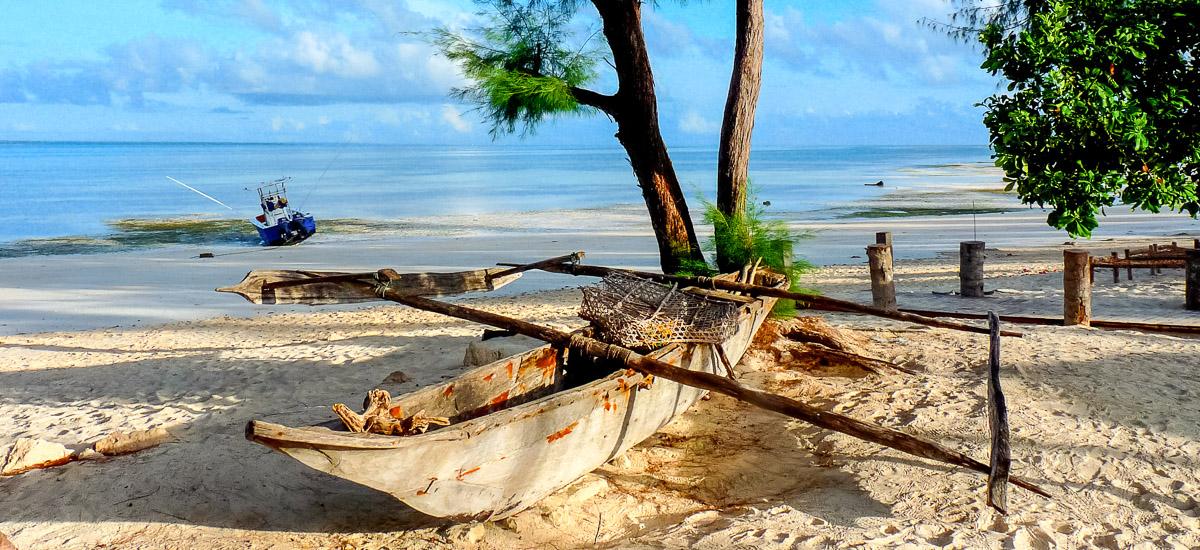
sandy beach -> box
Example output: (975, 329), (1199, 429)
(3, 211), (1200, 549)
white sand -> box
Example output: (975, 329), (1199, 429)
(2, 204), (1197, 335)
(2, 213), (1200, 548)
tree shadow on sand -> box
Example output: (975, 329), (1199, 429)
(0, 333), (475, 534)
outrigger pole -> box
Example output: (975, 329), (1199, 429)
(166, 176), (235, 210)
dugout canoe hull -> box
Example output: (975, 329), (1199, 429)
(247, 273), (781, 521)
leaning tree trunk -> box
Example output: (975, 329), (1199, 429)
(715, 0), (765, 272)
(593, 0), (705, 274)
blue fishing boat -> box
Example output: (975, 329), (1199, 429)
(252, 177), (316, 246)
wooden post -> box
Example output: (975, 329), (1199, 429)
(1110, 252), (1119, 284)
(1193, 239), (1199, 250)
(960, 241), (985, 298)
(876, 231), (892, 247)
(985, 311), (1011, 513)
(1124, 249), (1133, 281)
(1151, 244), (1160, 275)
(866, 243), (896, 311)
(1187, 249), (1200, 311)
(1064, 250), (1092, 326)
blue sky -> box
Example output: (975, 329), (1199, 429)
(0, 0), (1000, 145)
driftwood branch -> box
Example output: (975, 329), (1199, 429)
(507, 262), (1024, 338)
(373, 287), (1051, 499)
(787, 344), (919, 376)
(986, 312), (1011, 513)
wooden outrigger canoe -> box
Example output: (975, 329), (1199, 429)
(245, 269), (786, 520)
(217, 267), (523, 305)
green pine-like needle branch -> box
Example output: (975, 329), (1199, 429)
(975, 0), (1200, 238)
(680, 183), (814, 316)
(429, 1), (608, 137)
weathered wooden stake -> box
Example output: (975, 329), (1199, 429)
(986, 311), (1011, 513)
(1187, 249), (1200, 311)
(1151, 244), (1160, 275)
(1124, 249), (1133, 281)
(1194, 239), (1199, 250)
(1063, 250), (1092, 326)
(876, 231), (892, 247)
(866, 243), (896, 311)
(1110, 252), (1119, 284)
(960, 241), (985, 297)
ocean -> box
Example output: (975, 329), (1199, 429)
(0, 141), (1010, 257)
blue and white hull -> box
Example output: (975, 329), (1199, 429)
(253, 213), (316, 246)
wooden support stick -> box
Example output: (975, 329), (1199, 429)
(1110, 251), (1119, 284)
(900, 307), (1200, 335)
(372, 287), (1050, 498)
(1187, 250), (1200, 311)
(960, 241), (985, 298)
(866, 243), (896, 310)
(515, 263), (1025, 337)
(1151, 244), (1160, 275)
(986, 312), (1011, 513)
(876, 231), (892, 247)
(1063, 250), (1092, 326)
(1124, 249), (1133, 281)
(487, 251), (585, 281)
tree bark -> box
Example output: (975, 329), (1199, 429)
(591, 0), (704, 273)
(715, 0), (764, 271)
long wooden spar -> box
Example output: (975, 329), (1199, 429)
(372, 277), (1050, 499)
(504, 262), (1024, 338)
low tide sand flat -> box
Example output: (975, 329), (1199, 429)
(2, 242), (1199, 548)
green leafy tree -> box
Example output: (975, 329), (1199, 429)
(971, 0), (1200, 237)
(431, 0), (705, 273)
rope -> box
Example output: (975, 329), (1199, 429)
(298, 140), (351, 210)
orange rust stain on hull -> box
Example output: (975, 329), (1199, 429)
(505, 362), (514, 379)
(442, 384), (455, 397)
(546, 421), (579, 443)
(456, 466), (481, 480)
(489, 391), (510, 406)
(483, 373), (495, 382)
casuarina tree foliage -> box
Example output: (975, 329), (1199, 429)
(431, 0), (705, 273)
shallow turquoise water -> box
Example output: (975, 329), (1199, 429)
(0, 142), (1003, 256)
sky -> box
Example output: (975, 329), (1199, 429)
(0, 0), (1002, 146)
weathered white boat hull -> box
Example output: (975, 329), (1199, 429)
(249, 286), (777, 520)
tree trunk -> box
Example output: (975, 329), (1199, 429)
(715, 0), (765, 272)
(593, 0), (704, 273)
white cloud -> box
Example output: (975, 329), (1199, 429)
(440, 104), (471, 133)
(679, 111), (719, 135)
(290, 31), (381, 78)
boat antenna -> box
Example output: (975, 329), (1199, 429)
(166, 176), (235, 210)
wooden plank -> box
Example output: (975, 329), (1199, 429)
(986, 312), (1011, 513)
